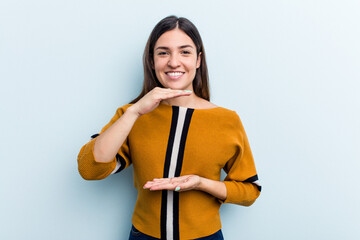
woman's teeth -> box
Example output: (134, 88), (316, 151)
(167, 72), (184, 76)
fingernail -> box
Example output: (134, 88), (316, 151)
(175, 187), (181, 191)
(184, 90), (192, 93)
(178, 90), (183, 93)
(143, 187), (148, 189)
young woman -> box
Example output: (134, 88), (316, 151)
(77, 15), (261, 240)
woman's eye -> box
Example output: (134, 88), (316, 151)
(182, 51), (191, 54)
(158, 52), (168, 55)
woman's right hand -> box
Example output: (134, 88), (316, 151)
(127, 87), (192, 116)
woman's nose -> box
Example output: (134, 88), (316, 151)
(167, 54), (180, 68)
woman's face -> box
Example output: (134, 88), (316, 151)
(153, 28), (201, 91)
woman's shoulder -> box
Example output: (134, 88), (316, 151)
(196, 100), (241, 123)
(198, 99), (219, 109)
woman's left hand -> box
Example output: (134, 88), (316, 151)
(143, 175), (201, 192)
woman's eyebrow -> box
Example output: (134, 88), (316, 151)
(179, 45), (194, 49)
(155, 45), (194, 51)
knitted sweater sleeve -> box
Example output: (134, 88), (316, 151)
(219, 112), (261, 206)
(77, 105), (131, 180)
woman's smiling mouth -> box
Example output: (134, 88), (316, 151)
(166, 71), (185, 79)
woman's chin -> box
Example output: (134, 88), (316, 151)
(162, 83), (192, 91)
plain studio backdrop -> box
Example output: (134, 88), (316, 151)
(0, 1), (359, 239)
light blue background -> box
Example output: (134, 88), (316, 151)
(1, 0), (359, 239)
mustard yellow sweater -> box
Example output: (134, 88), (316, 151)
(77, 103), (261, 240)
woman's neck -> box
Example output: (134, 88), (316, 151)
(161, 93), (202, 108)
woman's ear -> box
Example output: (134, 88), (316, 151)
(196, 52), (202, 69)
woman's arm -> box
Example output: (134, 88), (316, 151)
(197, 177), (227, 200)
(77, 88), (193, 179)
(93, 107), (140, 163)
(77, 106), (137, 180)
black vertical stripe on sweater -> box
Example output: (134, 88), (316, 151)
(174, 109), (194, 177)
